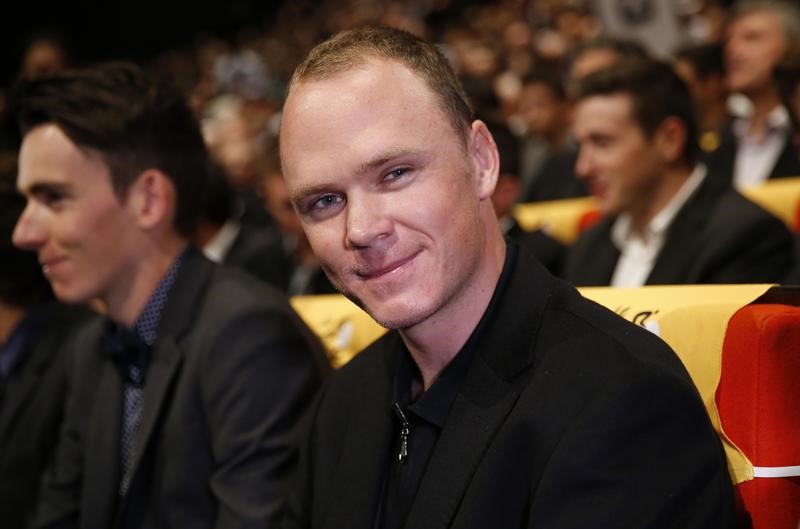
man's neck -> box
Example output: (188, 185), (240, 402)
(744, 87), (782, 138)
(629, 165), (693, 239)
(399, 227), (507, 392)
(105, 236), (187, 328)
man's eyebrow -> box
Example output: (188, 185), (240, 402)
(290, 149), (425, 203)
(290, 183), (334, 204)
(23, 181), (71, 196)
(356, 148), (418, 176)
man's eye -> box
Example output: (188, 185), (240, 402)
(310, 194), (343, 211)
(384, 168), (412, 183)
(38, 190), (66, 207)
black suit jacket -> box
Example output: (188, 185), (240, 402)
(36, 248), (329, 529)
(224, 222), (294, 292)
(505, 220), (564, 275)
(0, 304), (91, 529)
(284, 245), (735, 529)
(563, 174), (795, 286)
(706, 121), (800, 185)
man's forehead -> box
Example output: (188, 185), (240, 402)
(18, 124), (108, 189)
(577, 92), (634, 119)
(281, 58), (443, 155)
(731, 9), (783, 35)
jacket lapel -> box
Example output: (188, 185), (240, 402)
(320, 336), (399, 529)
(118, 248), (211, 507)
(126, 338), (184, 482)
(769, 135), (800, 178)
(403, 358), (520, 529)
(404, 246), (551, 529)
(646, 174), (720, 284)
(574, 219), (620, 286)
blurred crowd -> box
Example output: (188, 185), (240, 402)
(7, 0), (796, 292)
(2, 0), (800, 527)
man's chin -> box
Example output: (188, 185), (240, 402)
(340, 289), (430, 331)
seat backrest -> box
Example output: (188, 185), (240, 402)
(717, 304), (800, 529)
(513, 196), (598, 244)
(740, 176), (800, 232)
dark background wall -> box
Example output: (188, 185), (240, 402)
(1, 0), (283, 85)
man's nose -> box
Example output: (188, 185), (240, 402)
(345, 195), (392, 249)
(12, 204), (46, 251)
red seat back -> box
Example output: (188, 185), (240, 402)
(717, 304), (800, 529)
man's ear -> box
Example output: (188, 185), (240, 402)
(469, 120), (500, 200)
(654, 116), (688, 164)
(126, 169), (176, 231)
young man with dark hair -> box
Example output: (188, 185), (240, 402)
(12, 61), (328, 529)
(280, 26), (735, 529)
(564, 59), (794, 286)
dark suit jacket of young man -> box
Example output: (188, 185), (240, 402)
(35, 248), (329, 529)
(0, 304), (92, 529)
(562, 173), (795, 286)
(283, 245), (736, 529)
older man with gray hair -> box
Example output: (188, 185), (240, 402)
(707, 0), (800, 188)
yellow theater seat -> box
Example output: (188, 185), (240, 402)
(740, 177), (800, 231)
(512, 196), (599, 244)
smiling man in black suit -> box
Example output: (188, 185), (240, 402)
(12, 61), (328, 529)
(279, 26), (735, 529)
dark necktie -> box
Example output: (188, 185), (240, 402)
(104, 325), (148, 496)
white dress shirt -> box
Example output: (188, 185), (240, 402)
(732, 105), (791, 190)
(201, 218), (241, 263)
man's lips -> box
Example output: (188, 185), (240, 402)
(587, 179), (607, 199)
(353, 250), (421, 280)
(40, 256), (66, 274)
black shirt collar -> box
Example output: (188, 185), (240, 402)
(391, 241), (518, 428)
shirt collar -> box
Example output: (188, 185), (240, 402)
(612, 164), (706, 250)
(202, 218), (241, 263)
(733, 105), (791, 140)
(391, 242), (518, 429)
(132, 245), (189, 346)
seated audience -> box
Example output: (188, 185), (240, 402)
(486, 119), (565, 274)
(673, 43), (729, 155)
(564, 59), (794, 286)
(195, 159), (292, 290)
(515, 69), (586, 203)
(261, 163), (337, 296)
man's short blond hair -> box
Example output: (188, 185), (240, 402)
(289, 26), (474, 145)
